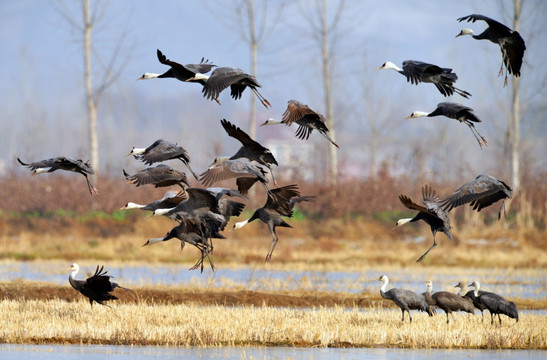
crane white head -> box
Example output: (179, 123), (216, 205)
(137, 73), (161, 80)
(425, 280), (433, 291)
(456, 28), (474, 38)
(68, 263), (80, 277)
(120, 202), (144, 210)
(127, 147), (146, 157)
(377, 61), (402, 72)
(405, 111), (429, 119)
(260, 118), (282, 126)
(394, 218), (412, 229)
(208, 156), (230, 167)
(467, 280), (480, 296)
(233, 219), (249, 229)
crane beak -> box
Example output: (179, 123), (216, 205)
(404, 115), (412, 119)
(137, 75), (145, 80)
(259, 120), (268, 126)
(455, 31), (464, 38)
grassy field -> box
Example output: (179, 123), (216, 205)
(1, 298), (544, 349)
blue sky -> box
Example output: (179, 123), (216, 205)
(1, 0), (546, 179)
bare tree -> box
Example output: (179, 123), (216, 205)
(56, 0), (130, 177)
(205, 0), (286, 139)
(296, 0), (347, 184)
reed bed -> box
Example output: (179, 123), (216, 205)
(0, 298), (544, 349)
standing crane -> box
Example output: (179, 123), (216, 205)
(68, 263), (131, 309)
(377, 275), (434, 323)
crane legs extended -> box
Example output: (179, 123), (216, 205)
(416, 233), (437, 262)
(464, 121), (488, 149)
(265, 228), (279, 263)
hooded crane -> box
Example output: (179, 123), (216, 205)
(120, 189), (186, 212)
(123, 164), (189, 189)
(18, 157), (98, 195)
(128, 139), (199, 180)
(220, 119), (279, 188)
(137, 49), (220, 104)
(200, 157), (270, 196)
(233, 184), (316, 262)
(149, 188), (245, 271)
(395, 185), (452, 262)
(377, 275), (435, 323)
(424, 280), (475, 324)
(455, 281), (487, 321)
(261, 100), (340, 149)
(440, 174), (513, 220)
(152, 187), (245, 224)
(378, 60), (471, 98)
(201, 67), (271, 108)
(405, 102), (487, 149)
(457, 14), (526, 86)
(468, 281), (519, 325)
(68, 263), (131, 308)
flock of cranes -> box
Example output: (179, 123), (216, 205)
(378, 276), (519, 325)
(15, 12), (524, 325)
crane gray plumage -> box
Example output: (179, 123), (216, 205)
(406, 102), (487, 148)
(261, 100), (340, 149)
(17, 157), (98, 195)
(220, 119), (279, 188)
(457, 14), (525, 85)
(233, 184), (316, 262)
(144, 218), (221, 272)
(200, 157), (270, 196)
(146, 193), (245, 272)
(440, 174), (513, 220)
(377, 275), (435, 323)
(128, 139), (199, 180)
(424, 280), (475, 324)
(378, 60), (471, 98)
(152, 187), (245, 225)
(120, 190), (186, 212)
(468, 281), (518, 325)
(123, 164), (189, 189)
(396, 185), (452, 262)
(455, 281), (487, 321)
(68, 263), (131, 308)
(138, 50), (219, 104)
(202, 67), (271, 108)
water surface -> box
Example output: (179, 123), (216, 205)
(0, 344), (544, 360)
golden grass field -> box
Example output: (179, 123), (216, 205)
(1, 298), (544, 349)
(1, 206), (546, 350)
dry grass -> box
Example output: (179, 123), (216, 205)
(0, 298), (544, 349)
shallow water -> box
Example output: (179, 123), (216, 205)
(0, 344), (544, 360)
(0, 261), (545, 300)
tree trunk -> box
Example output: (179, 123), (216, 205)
(248, 0), (257, 140)
(509, 0), (522, 191)
(321, 0), (338, 184)
(83, 0), (99, 176)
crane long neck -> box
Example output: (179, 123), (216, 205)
(473, 282), (480, 296)
(68, 269), (79, 289)
(380, 277), (388, 294)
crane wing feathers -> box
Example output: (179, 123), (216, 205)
(220, 119), (261, 149)
(398, 194), (430, 213)
(282, 100), (323, 125)
(457, 14), (512, 33)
